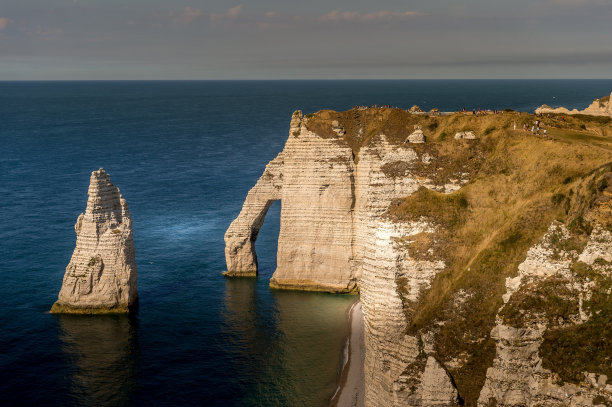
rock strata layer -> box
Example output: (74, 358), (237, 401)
(51, 168), (138, 313)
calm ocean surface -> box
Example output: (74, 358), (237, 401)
(1, 80), (611, 406)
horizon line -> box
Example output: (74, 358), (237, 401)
(1, 78), (612, 82)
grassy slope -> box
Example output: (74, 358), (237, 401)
(396, 116), (610, 405)
(308, 108), (612, 405)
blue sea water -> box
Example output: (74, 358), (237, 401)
(1, 80), (611, 407)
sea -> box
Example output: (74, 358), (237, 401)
(1, 80), (611, 407)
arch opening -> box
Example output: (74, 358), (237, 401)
(253, 200), (281, 278)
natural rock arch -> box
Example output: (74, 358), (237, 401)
(224, 111), (359, 292)
(223, 153), (284, 277)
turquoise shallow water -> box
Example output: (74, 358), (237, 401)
(1, 80), (611, 406)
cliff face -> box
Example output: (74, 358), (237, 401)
(479, 223), (612, 406)
(225, 108), (612, 406)
(51, 168), (138, 313)
(225, 112), (357, 291)
(536, 92), (612, 117)
(224, 111), (469, 292)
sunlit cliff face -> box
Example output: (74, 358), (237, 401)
(225, 107), (612, 406)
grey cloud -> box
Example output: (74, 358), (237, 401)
(210, 5), (243, 21)
(247, 51), (612, 69)
(319, 10), (421, 22)
(0, 17), (10, 30)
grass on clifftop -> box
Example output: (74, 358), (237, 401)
(377, 112), (612, 405)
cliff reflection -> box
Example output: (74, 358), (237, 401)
(222, 278), (259, 357)
(56, 314), (138, 407)
(222, 276), (355, 406)
(271, 290), (355, 406)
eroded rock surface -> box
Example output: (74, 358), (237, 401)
(479, 224), (612, 406)
(51, 168), (137, 313)
(406, 126), (426, 143)
(454, 131), (476, 140)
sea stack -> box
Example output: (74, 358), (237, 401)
(51, 168), (138, 314)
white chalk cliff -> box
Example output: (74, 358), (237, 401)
(225, 111), (468, 292)
(536, 92), (612, 117)
(225, 108), (612, 406)
(225, 109), (471, 404)
(225, 112), (357, 291)
(51, 168), (138, 313)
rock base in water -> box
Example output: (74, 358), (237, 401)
(50, 301), (136, 315)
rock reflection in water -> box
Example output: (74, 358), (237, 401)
(222, 278), (259, 355)
(271, 290), (356, 407)
(56, 314), (138, 407)
(223, 276), (355, 407)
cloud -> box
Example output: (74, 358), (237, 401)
(547, 0), (607, 5)
(211, 5), (243, 21)
(258, 12), (292, 29)
(179, 7), (202, 25)
(254, 50), (612, 70)
(320, 10), (420, 22)
(227, 5), (242, 19)
(0, 17), (10, 31)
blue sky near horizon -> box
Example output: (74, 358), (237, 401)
(0, 0), (611, 80)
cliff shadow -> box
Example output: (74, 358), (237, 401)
(54, 313), (139, 407)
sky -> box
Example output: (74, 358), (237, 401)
(0, 0), (611, 79)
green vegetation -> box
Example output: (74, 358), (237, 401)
(546, 225), (588, 259)
(551, 192), (565, 205)
(540, 259), (612, 385)
(50, 302), (132, 314)
(499, 277), (579, 327)
(391, 187), (467, 228)
(381, 160), (413, 178)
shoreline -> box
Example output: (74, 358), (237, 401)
(330, 301), (365, 407)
